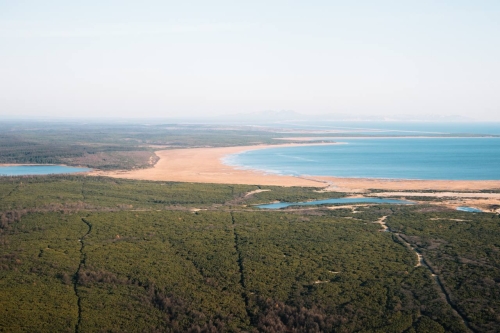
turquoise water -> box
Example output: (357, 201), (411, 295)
(456, 206), (483, 213)
(225, 138), (500, 180)
(257, 197), (414, 209)
(0, 165), (91, 176)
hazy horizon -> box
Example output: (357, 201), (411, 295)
(2, 112), (499, 123)
(1, 1), (499, 121)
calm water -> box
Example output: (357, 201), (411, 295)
(0, 165), (91, 176)
(225, 138), (500, 180)
(257, 197), (414, 209)
(456, 206), (483, 213)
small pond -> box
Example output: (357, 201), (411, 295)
(0, 165), (91, 176)
(456, 206), (483, 213)
(256, 197), (415, 209)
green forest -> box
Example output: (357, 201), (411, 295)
(1, 176), (498, 332)
(0, 121), (283, 170)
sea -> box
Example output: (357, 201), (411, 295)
(224, 122), (500, 181)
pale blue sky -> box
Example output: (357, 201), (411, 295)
(1, 1), (499, 120)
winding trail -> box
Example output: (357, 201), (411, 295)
(374, 216), (389, 232)
(395, 233), (477, 333)
(73, 218), (92, 333)
(375, 215), (476, 332)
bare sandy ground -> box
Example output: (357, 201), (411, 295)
(316, 177), (500, 193)
(364, 192), (500, 213)
(368, 192), (500, 199)
(244, 189), (271, 197)
(91, 144), (500, 194)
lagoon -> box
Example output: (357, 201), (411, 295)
(257, 197), (414, 209)
(0, 165), (91, 176)
(456, 206), (483, 213)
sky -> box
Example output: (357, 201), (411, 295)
(1, 1), (499, 121)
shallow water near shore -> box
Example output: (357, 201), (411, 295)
(0, 165), (91, 176)
(226, 138), (500, 180)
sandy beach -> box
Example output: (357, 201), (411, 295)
(90, 144), (332, 187)
(91, 144), (500, 194)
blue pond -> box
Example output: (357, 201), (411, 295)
(0, 165), (91, 176)
(456, 206), (483, 213)
(256, 197), (414, 209)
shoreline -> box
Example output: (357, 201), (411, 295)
(90, 143), (500, 192)
(90, 143), (337, 187)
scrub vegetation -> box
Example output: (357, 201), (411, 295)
(0, 121), (282, 170)
(386, 209), (500, 333)
(0, 118), (498, 333)
(2, 176), (498, 332)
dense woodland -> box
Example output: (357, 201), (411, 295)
(1, 121), (499, 332)
(1, 175), (498, 332)
(387, 210), (500, 332)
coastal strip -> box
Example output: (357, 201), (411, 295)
(90, 143), (337, 187)
(91, 144), (500, 192)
